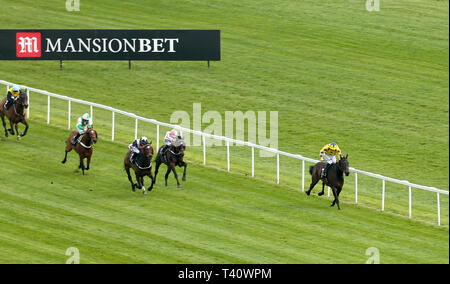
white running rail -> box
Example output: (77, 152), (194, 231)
(1, 79), (448, 226)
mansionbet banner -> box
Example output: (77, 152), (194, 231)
(0, 29), (221, 61)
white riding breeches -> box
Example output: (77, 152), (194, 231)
(324, 154), (337, 164)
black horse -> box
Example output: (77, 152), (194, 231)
(154, 137), (187, 188)
(306, 155), (350, 210)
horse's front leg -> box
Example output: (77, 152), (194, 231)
(14, 123), (20, 140)
(1, 115), (8, 137)
(181, 162), (187, 182)
(147, 170), (154, 192)
(86, 154), (91, 171)
(79, 156), (85, 175)
(8, 119), (14, 135)
(20, 118), (29, 137)
(330, 187), (341, 210)
(164, 166), (172, 187)
(318, 182), (325, 196)
(306, 176), (319, 196)
(171, 164), (182, 188)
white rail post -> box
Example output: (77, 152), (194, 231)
(251, 146), (255, 177)
(47, 95), (50, 124)
(227, 140), (230, 172)
(26, 89), (30, 119)
(135, 119), (138, 140)
(382, 179), (386, 212)
(67, 100), (71, 129)
(302, 160), (305, 191)
(437, 192), (441, 226)
(90, 105), (93, 120)
(276, 153), (280, 184)
(156, 124), (159, 151)
(111, 112), (115, 141)
(328, 187), (330, 198)
(203, 134), (206, 165)
(355, 172), (358, 204)
(409, 186), (412, 219)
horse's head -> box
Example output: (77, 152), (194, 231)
(171, 137), (186, 158)
(87, 128), (98, 144)
(339, 154), (350, 176)
(142, 141), (154, 160)
(17, 91), (28, 109)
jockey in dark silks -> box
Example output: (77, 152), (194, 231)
(129, 136), (150, 164)
(5, 85), (23, 110)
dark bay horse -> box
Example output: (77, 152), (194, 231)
(154, 138), (187, 188)
(306, 155), (350, 210)
(0, 91), (29, 140)
(124, 142), (154, 195)
(61, 128), (98, 175)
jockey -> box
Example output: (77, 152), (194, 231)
(5, 85), (22, 110)
(71, 113), (93, 145)
(129, 136), (149, 163)
(162, 129), (179, 154)
(320, 142), (343, 179)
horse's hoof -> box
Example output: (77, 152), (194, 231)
(177, 184), (182, 188)
(182, 177), (186, 182)
(318, 192), (324, 196)
(17, 136), (21, 141)
(305, 191), (310, 196)
(61, 160), (66, 164)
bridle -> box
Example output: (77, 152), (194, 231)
(79, 129), (97, 149)
(134, 144), (153, 170)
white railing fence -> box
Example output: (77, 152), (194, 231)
(1, 79), (448, 226)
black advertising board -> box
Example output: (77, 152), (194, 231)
(0, 29), (220, 61)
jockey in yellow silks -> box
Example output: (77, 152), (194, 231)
(5, 85), (23, 110)
(320, 142), (343, 179)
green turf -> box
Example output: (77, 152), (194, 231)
(0, 0), (448, 263)
(0, 120), (448, 263)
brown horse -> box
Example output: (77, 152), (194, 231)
(124, 142), (154, 194)
(61, 128), (98, 175)
(0, 91), (29, 140)
(306, 155), (350, 210)
(154, 138), (187, 188)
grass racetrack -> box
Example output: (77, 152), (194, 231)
(0, 0), (448, 263)
(0, 120), (448, 263)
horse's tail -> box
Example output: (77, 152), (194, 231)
(309, 165), (314, 175)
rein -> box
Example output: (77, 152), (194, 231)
(79, 131), (95, 149)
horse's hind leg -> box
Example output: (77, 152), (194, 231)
(125, 166), (136, 192)
(1, 115), (8, 137)
(306, 178), (319, 196)
(86, 155), (91, 170)
(147, 171), (154, 192)
(62, 151), (68, 164)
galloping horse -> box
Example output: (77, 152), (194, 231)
(61, 128), (98, 175)
(124, 142), (154, 195)
(306, 155), (350, 210)
(154, 137), (187, 188)
(0, 91), (29, 140)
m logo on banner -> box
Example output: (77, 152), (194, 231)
(16, 33), (41, 58)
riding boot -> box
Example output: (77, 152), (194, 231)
(322, 163), (332, 180)
(132, 153), (139, 164)
(72, 133), (80, 145)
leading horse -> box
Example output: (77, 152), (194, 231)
(62, 128), (98, 175)
(0, 91), (29, 140)
(306, 155), (350, 210)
